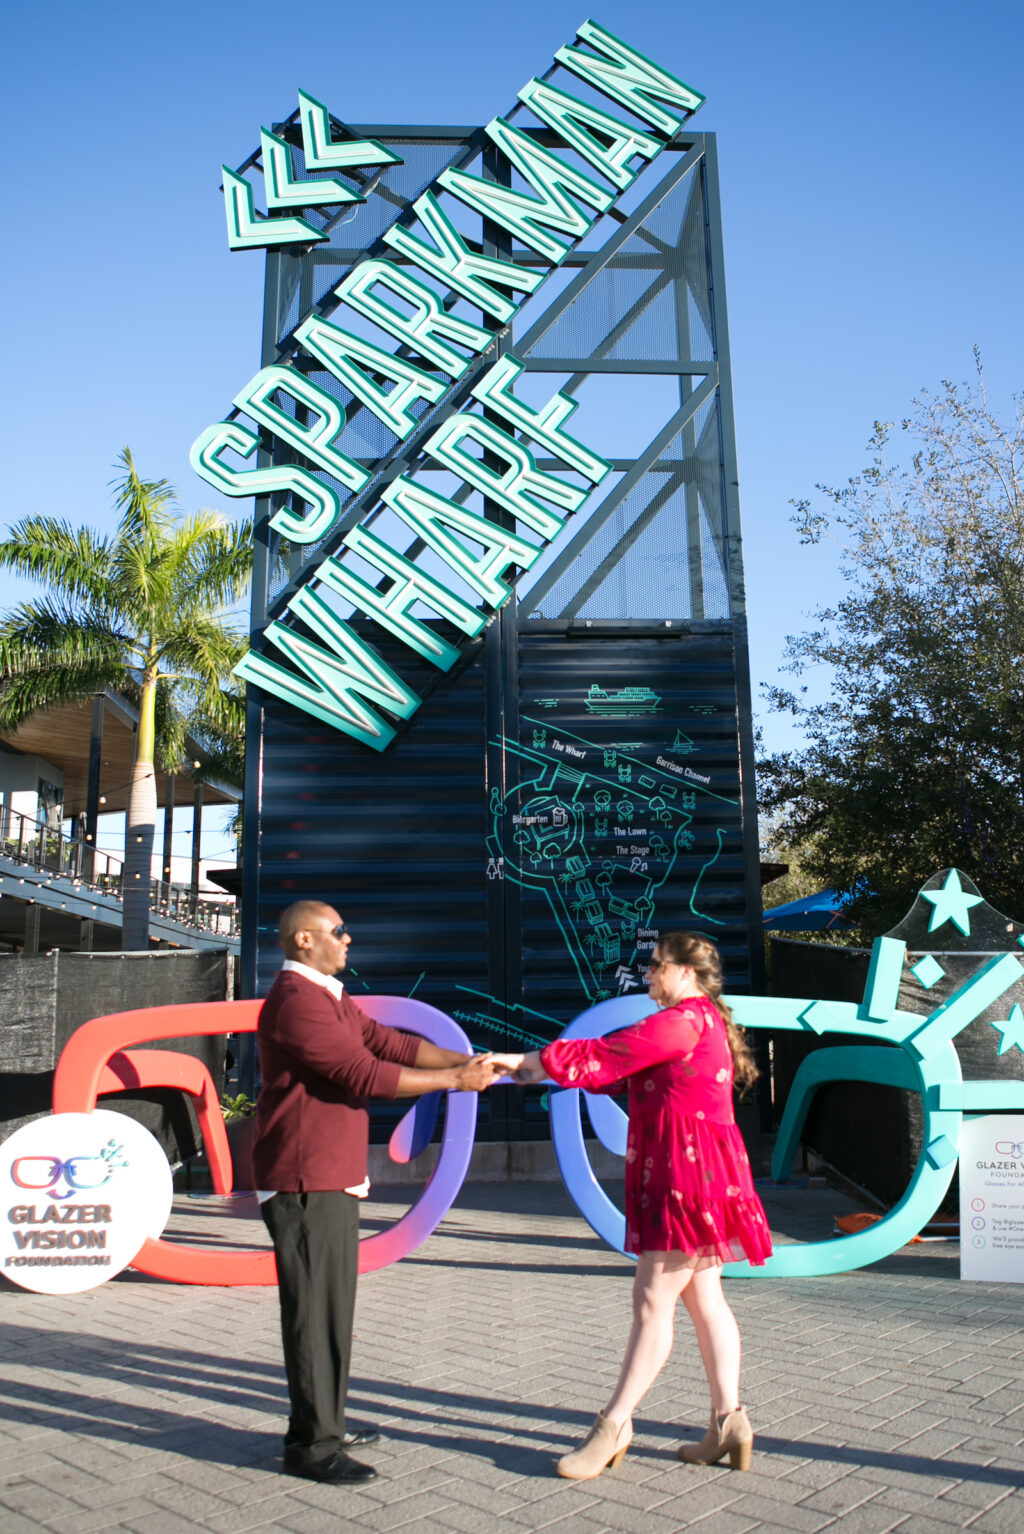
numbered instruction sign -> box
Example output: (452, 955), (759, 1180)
(959, 1114), (1024, 1284)
(1, 1110), (173, 1294)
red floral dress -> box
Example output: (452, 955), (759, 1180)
(540, 997), (773, 1263)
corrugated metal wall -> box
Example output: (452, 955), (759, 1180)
(256, 617), (755, 1139)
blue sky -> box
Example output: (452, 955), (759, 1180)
(2, 1), (1022, 859)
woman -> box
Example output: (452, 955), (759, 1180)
(495, 931), (772, 1479)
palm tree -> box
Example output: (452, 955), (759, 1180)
(0, 449), (251, 948)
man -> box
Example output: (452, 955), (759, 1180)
(253, 899), (498, 1485)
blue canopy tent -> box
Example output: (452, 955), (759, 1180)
(762, 890), (849, 931)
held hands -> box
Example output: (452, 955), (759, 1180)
(450, 1050), (548, 1091)
(452, 1053), (507, 1092)
(487, 1051), (547, 1085)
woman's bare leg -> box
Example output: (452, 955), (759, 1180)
(681, 1263), (741, 1413)
(602, 1252), (695, 1426)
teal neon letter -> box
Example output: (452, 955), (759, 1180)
(439, 119), (613, 265)
(517, 79), (662, 191)
(555, 20), (705, 139)
(383, 192), (544, 324)
(472, 357), (611, 483)
(335, 261), (492, 376)
(233, 366), (369, 495)
(316, 527), (485, 671)
(424, 415), (586, 540)
(189, 420), (341, 545)
(295, 314), (446, 440)
(234, 588), (420, 749)
(382, 476), (542, 607)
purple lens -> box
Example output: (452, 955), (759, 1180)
(355, 996), (476, 1274)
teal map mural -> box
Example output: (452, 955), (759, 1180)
(481, 683), (739, 1011)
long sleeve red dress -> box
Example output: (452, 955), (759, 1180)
(540, 995), (773, 1264)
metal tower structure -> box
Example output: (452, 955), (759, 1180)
(241, 117), (762, 1138)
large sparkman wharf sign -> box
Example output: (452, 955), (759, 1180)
(190, 21), (704, 751)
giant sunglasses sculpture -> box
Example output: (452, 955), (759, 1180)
(51, 869), (1024, 1284)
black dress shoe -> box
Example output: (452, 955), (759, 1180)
(340, 1427), (380, 1448)
(283, 1450), (377, 1483)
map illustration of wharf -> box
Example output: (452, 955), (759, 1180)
(491, 690), (733, 1007)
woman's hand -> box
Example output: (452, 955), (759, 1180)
(485, 1053), (524, 1077)
(484, 1051), (548, 1084)
(512, 1050), (546, 1084)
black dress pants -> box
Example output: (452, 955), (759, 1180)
(261, 1190), (360, 1461)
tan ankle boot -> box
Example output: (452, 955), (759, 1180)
(677, 1407), (753, 1470)
(556, 1413), (632, 1479)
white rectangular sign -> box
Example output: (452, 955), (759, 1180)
(959, 1114), (1024, 1283)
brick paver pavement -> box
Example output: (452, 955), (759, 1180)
(1, 1180), (1022, 1532)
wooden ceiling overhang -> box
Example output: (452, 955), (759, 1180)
(0, 692), (239, 815)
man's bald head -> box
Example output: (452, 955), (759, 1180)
(279, 900), (339, 957)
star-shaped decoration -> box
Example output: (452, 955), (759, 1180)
(920, 869), (983, 936)
(991, 1003), (1024, 1057)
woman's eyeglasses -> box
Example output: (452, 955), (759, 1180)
(645, 957), (669, 972)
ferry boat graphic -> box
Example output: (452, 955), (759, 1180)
(584, 684), (662, 717)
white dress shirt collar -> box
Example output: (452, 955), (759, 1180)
(281, 957), (344, 1001)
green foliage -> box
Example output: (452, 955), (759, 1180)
(759, 359), (1024, 936)
(759, 811), (826, 914)
(0, 448), (251, 755)
(0, 449), (251, 946)
(220, 1092), (257, 1120)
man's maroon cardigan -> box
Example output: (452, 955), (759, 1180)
(252, 970), (421, 1192)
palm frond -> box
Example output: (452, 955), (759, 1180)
(158, 618), (247, 685)
(181, 685), (246, 791)
(154, 679), (190, 774)
(0, 657), (131, 733)
(110, 535), (175, 626)
(167, 515), (253, 616)
(0, 599), (133, 675)
(0, 518), (115, 606)
(111, 447), (175, 550)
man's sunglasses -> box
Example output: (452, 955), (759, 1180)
(304, 921), (347, 938)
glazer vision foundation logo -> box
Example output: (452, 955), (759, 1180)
(1, 1110), (173, 1294)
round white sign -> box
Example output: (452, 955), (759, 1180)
(0, 1110), (173, 1294)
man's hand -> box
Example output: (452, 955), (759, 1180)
(452, 1054), (504, 1092)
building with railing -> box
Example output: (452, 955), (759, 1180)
(0, 691), (239, 954)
